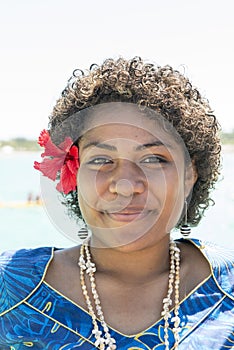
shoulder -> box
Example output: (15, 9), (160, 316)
(182, 238), (234, 300)
(0, 247), (54, 315)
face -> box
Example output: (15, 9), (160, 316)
(77, 103), (196, 249)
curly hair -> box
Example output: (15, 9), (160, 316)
(48, 56), (221, 227)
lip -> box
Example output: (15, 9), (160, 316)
(105, 210), (151, 222)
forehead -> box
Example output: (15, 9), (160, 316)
(82, 123), (160, 145)
(80, 102), (181, 148)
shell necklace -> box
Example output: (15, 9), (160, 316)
(78, 241), (181, 350)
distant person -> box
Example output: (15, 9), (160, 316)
(0, 57), (233, 349)
(27, 191), (33, 204)
(35, 194), (41, 205)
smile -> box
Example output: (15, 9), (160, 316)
(104, 210), (152, 222)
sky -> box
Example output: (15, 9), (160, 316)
(1, 0), (234, 140)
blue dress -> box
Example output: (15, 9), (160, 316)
(0, 239), (233, 349)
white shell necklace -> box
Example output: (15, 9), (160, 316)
(78, 241), (181, 350)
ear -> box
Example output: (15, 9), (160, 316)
(184, 160), (198, 199)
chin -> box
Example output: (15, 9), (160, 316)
(89, 223), (164, 251)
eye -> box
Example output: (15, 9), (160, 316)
(140, 155), (168, 164)
(87, 157), (113, 165)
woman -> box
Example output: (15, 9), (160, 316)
(0, 57), (233, 349)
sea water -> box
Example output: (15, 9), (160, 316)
(0, 150), (233, 253)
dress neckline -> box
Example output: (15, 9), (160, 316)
(42, 268), (212, 337)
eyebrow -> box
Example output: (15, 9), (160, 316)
(136, 141), (172, 150)
(82, 141), (117, 151)
(82, 140), (172, 151)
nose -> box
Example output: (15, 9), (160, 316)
(108, 160), (146, 197)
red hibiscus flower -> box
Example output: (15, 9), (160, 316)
(34, 129), (79, 194)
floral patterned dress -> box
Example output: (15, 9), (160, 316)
(0, 239), (233, 349)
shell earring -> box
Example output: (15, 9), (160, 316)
(180, 200), (191, 237)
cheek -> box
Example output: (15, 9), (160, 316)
(163, 168), (185, 230)
(77, 167), (107, 213)
(148, 165), (182, 200)
(148, 165), (184, 210)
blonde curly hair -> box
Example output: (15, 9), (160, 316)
(49, 57), (221, 227)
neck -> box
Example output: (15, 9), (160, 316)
(88, 234), (171, 284)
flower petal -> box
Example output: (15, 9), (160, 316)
(34, 157), (64, 181)
(59, 137), (74, 153)
(56, 164), (77, 194)
(41, 138), (66, 158)
(33, 161), (41, 170)
(69, 145), (79, 160)
(38, 129), (50, 147)
(66, 146), (79, 174)
(66, 159), (79, 175)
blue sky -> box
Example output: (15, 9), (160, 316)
(1, 0), (234, 139)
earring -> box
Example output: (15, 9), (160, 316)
(180, 200), (191, 238)
(77, 224), (89, 241)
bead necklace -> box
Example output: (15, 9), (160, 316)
(78, 241), (181, 350)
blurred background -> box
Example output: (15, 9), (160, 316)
(0, 0), (233, 252)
